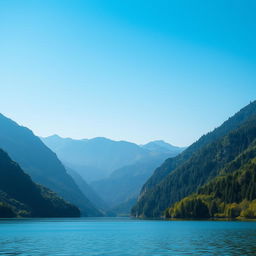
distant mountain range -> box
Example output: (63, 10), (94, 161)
(41, 136), (184, 183)
(0, 112), (184, 218)
(41, 135), (184, 214)
(142, 140), (186, 154)
(91, 154), (173, 211)
(132, 100), (256, 218)
(66, 168), (107, 211)
(0, 114), (102, 216)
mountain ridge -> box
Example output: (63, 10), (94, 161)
(42, 135), (184, 183)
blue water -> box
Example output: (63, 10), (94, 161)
(0, 218), (256, 256)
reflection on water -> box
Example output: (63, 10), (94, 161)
(0, 218), (256, 255)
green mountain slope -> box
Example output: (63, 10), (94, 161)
(0, 149), (80, 218)
(140, 101), (256, 194)
(0, 114), (102, 216)
(166, 142), (256, 219)
(132, 101), (256, 217)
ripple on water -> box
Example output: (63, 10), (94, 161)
(0, 218), (256, 256)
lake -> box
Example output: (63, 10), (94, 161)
(0, 218), (256, 255)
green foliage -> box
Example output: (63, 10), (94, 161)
(166, 156), (256, 219)
(198, 155), (256, 204)
(240, 200), (256, 218)
(167, 195), (210, 218)
(223, 203), (241, 218)
(168, 199), (256, 219)
(0, 202), (16, 218)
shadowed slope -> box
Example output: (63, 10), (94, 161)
(0, 114), (102, 216)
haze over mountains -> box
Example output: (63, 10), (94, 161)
(0, 111), (184, 217)
(42, 136), (184, 183)
(142, 140), (185, 154)
(91, 155), (171, 211)
(66, 167), (107, 211)
(42, 135), (184, 214)
(0, 100), (256, 219)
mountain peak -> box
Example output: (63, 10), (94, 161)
(48, 134), (62, 139)
(142, 140), (185, 154)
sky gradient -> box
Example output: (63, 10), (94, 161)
(0, 0), (256, 146)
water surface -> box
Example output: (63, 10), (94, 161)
(0, 218), (256, 255)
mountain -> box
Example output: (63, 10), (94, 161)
(0, 114), (102, 216)
(166, 139), (256, 219)
(41, 136), (183, 182)
(91, 154), (174, 211)
(132, 101), (256, 218)
(109, 197), (137, 217)
(41, 136), (149, 182)
(142, 140), (185, 154)
(0, 149), (80, 218)
(67, 168), (107, 211)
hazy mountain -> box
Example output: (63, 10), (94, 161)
(142, 140), (185, 154)
(63, 163), (106, 184)
(0, 149), (80, 218)
(132, 100), (256, 217)
(67, 168), (107, 211)
(42, 135), (184, 214)
(42, 136), (148, 182)
(42, 135), (183, 183)
(91, 153), (174, 211)
(109, 197), (137, 217)
(0, 114), (102, 216)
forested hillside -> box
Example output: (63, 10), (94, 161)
(139, 101), (256, 195)
(132, 101), (256, 217)
(166, 141), (256, 219)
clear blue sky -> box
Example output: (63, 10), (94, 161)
(0, 0), (255, 146)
